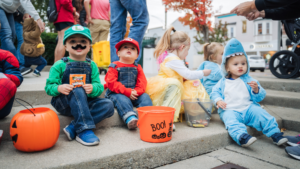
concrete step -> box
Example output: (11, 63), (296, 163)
(264, 105), (300, 133)
(0, 104), (124, 141)
(158, 130), (299, 169)
(0, 111), (284, 169)
(255, 77), (300, 93)
(262, 89), (300, 109)
(1, 103), (284, 142)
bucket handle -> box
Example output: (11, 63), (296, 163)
(14, 98), (36, 116)
(137, 111), (147, 128)
(196, 98), (211, 117)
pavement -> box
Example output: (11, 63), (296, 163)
(157, 130), (299, 169)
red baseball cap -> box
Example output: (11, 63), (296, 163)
(115, 38), (140, 54)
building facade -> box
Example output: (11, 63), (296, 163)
(215, 13), (287, 59)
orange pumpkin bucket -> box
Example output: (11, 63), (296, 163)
(137, 106), (175, 143)
(10, 106), (60, 152)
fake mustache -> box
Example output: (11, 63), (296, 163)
(72, 44), (87, 50)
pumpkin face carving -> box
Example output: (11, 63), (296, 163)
(10, 107), (60, 152)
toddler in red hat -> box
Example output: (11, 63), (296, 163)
(104, 38), (153, 129)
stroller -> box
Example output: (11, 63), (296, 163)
(269, 18), (300, 78)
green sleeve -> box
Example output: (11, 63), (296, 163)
(45, 61), (65, 97)
(87, 61), (104, 98)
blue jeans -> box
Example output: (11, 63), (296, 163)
(219, 104), (280, 145)
(51, 87), (115, 133)
(109, 0), (149, 63)
(0, 8), (22, 68)
(106, 93), (152, 122)
(24, 56), (47, 72)
(14, 21), (25, 68)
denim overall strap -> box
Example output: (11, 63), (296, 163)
(105, 63), (138, 97)
(61, 57), (92, 85)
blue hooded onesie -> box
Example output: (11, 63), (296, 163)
(198, 61), (222, 95)
(210, 38), (280, 145)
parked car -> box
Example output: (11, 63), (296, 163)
(248, 55), (266, 72)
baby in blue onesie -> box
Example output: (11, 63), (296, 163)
(198, 42), (223, 95)
(210, 38), (287, 147)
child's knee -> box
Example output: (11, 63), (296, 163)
(0, 78), (17, 100)
(140, 93), (153, 106)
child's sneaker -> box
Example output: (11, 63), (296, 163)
(0, 130), (3, 145)
(173, 124), (176, 132)
(76, 129), (99, 146)
(63, 123), (76, 141)
(271, 132), (288, 146)
(284, 135), (300, 146)
(32, 69), (41, 77)
(239, 133), (257, 147)
(285, 145), (300, 160)
(126, 115), (138, 130)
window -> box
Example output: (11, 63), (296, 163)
(266, 23), (270, 34)
(227, 26), (235, 38)
(258, 23), (263, 35)
(230, 27), (234, 38)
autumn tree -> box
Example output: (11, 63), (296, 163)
(163, 0), (213, 43)
(195, 20), (229, 45)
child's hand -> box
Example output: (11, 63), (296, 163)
(203, 69), (211, 76)
(216, 100), (227, 109)
(58, 84), (74, 95)
(248, 81), (259, 93)
(130, 89), (138, 100)
(83, 84), (93, 94)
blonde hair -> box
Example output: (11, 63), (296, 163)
(154, 26), (190, 58)
(203, 42), (223, 63)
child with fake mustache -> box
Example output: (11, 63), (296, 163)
(45, 25), (114, 146)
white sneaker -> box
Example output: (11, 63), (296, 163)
(0, 130), (3, 145)
(173, 124), (176, 132)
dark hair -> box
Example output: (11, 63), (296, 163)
(73, 0), (83, 12)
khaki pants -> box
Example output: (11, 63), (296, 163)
(89, 19), (110, 44)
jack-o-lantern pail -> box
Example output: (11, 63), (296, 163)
(137, 106), (175, 143)
(10, 107), (60, 152)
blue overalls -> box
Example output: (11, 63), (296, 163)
(105, 63), (152, 122)
(51, 57), (114, 134)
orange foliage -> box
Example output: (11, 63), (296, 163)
(163, 0), (213, 32)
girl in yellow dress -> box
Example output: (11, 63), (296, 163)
(146, 27), (211, 130)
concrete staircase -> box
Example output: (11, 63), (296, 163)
(0, 72), (299, 168)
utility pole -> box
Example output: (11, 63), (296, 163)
(165, 5), (167, 29)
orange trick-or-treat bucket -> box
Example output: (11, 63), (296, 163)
(137, 106), (175, 143)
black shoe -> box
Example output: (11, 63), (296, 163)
(20, 67), (33, 76)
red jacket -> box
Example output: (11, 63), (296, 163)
(54, 0), (74, 24)
(104, 61), (147, 98)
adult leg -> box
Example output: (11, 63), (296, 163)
(0, 9), (17, 58)
(54, 26), (70, 62)
(132, 93), (153, 108)
(14, 21), (25, 68)
(109, 0), (127, 62)
(89, 19), (101, 44)
(99, 20), (110, 41)
(122, 0), (149, 62)
(244, 104), (280, 137)
(88, 97), (114, 124)
(220, 110), (248, 145)
(107, 93), (136, 122)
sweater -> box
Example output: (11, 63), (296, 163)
(54, 0), (74, 24)
(104, 61), (147, 98)
(45, 57), (103, 98)
(0, 0), (40, 20)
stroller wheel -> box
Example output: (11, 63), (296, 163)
(269, 50), (300, 78)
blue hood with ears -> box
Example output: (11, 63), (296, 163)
(221, 38), (250, 77)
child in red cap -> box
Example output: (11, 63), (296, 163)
(104, 38), (153, 129)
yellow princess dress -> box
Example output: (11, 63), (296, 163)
(146, 55), (209, 122)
